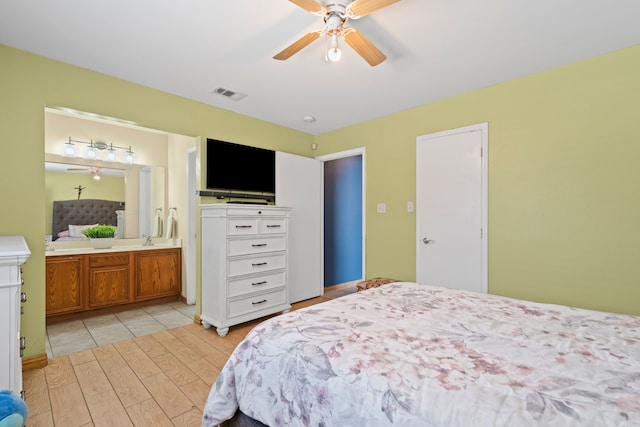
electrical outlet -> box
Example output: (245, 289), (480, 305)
(376, 203), (386, 214)
(407, 201), (414, 212)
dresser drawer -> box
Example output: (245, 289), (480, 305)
(227, 219), (259, 235)
(227, 253), (286, 277)
(228, 236), (286, 256)
(260, 219), (287, 234)
(228, 271), (285, 298)
(228, 288), (286, 318)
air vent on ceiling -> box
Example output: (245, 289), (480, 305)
(212, 87), (247, 101)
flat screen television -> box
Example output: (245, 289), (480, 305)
(206, 138), (275, 194)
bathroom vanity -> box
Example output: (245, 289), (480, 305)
(45, 239), (181, 322)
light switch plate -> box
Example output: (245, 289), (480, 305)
(377, 203), (386, 214)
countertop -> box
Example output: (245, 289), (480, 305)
(45, 238), (181, 257)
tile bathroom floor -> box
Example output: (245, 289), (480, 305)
(46, 301), (196, 358)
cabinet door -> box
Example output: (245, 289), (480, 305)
(88, 253), (131, 308)
(134, 249), (181, 300)
(46, 256), (83, 315)
(88, 267), (130, 307)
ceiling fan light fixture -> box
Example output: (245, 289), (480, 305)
(326, 33), (342, 62)
(275, 0), (397, 66)
(327, 46), (342, 62)
(92, 170), (101, 181)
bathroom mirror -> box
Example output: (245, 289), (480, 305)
(44, 108), (168, 240)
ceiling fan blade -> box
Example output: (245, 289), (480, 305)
(273, 31), (321, 60)
(343, 29), (387, 66)
(288, 0), (323, 14)
(349, 0), (401, 17)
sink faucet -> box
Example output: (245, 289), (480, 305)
(143, 235), (154, 246)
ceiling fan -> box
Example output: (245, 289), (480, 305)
(67, 166), (97, 172)
(67, 166), (102, 180)
(274, 0), (400, 66)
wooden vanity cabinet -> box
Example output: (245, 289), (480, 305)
(46, 247), (181, 319)
(45, 255), (83, 315)
(134, 249), (181, 301)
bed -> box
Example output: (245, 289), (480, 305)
(52, 199), (125, 240)
(203, 282), (640, 426)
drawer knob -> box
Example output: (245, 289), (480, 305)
(251, 262), (268, 267)
(235, 225), (253, 229)
(252, 281), (267, 286)
(252, 299), (267, 305)
(251, 243), (267, 248)
(266, 224), (281, 228)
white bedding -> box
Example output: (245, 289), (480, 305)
(203, 282), (640, 426)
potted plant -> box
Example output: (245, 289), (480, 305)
(82, 225), (117, 249)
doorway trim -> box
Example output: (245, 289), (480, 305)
(416, 123), (488, 293)
(185, 146), (197, 304)
(316, 147), (367, 282)
(139, 166), (152, 237)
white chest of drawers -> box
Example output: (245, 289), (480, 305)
(200, 205), (291, 336)
(0, 235), (30, 398)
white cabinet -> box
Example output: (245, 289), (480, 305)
(0, 235), (31, 398)
(200, 205), (291, 336)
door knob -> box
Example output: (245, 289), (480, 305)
(423, 238), (434, 245)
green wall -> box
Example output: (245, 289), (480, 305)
(2, 42), (639, 362)
(316, 44), (640, 315)
(0, 44), (313, 360)
(45, 171), (125, 235)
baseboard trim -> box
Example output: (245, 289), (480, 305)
(194, 313), (202, 325)
(23, 354), (48, 371)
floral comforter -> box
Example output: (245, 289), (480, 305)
(203, 282), (640, 426)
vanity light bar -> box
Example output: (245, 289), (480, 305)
(62, 137), (136, 164)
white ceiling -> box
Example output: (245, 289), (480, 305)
(2, 0), (640, 134)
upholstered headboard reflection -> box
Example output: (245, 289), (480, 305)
(52, 199), (125, 240)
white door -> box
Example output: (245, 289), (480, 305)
(275, 151), (323, 303)
(416, 123), (488, 293)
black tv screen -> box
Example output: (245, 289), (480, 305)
(206, 138), (275, 193)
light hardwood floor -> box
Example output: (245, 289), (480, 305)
(24, 285), (356, 427)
